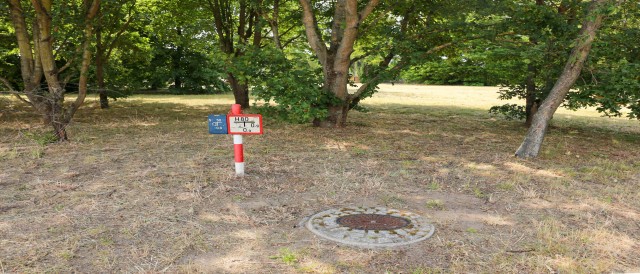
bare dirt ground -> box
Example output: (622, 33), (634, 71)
(1, 85), (639, 273)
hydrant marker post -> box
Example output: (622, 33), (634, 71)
(208, 104), (263, 176)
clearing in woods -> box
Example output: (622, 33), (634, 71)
(0, 84), (639, 272)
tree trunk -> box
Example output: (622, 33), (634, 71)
(515, 0), (606, 158)
(8, 0), (100, 142)
(97, 61), (109, 109)
(173, 28), (183, 90)
(269, 0), (283, 50)
(299, 0), (380, 128)
(49, 103), (68, 141)
(315, 55), (351, 128)
(228, 74), (250, 109)
(96, 28), (109, 109)
(525, 64), (538, 127)
(34, 0), (69, 141)
(313, 104), (349, 127)
(207, 0), (262, 108)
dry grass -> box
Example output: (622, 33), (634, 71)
(1, 84), (639, 273)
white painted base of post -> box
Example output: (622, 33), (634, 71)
(235, 162), (245, 177)
(233, 135), (244, 177)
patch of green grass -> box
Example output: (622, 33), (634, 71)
(351, 147), (368, 155)
(30, 146), (45, 159)
(381, 195), (405, 206)
(53, 204), (65, 212)
(99, 237), (114, 246)
(411, 267), (445, 274)
(24, 131), (58, 146)
(427, 180), (441, 191)
(47, 226), (62, 235)
(58, 250), (74, 260)
(0, 147), (19, 160)
(271, 248), (298, 266)
(401, 160), (416, 168)
(473, 187), (486, 199)
(497, 181), (515, 191)
(17, 184), (30, 191)
(426, 199), (445, 210)
(466, 228), (478, 234)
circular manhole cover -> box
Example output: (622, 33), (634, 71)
(306, 206), (435, 248)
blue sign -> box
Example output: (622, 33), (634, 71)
(208, 114), (228, 134)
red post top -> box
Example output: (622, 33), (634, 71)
(231, 104), (242, 115)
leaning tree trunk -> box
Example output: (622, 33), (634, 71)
(515, 0), (606, 158)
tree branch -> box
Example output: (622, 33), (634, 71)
(58, 59), (74, 74)
(8, 0), (36, 83)
(0, 77), (15, 91)
(349, 53), (370, 66)
(357, 7), (386, 37)
(330, 0), (347, 49)
(269, 0), (281, 49)
(299, 0), (328, 67)
(66, 0), (101, 120)
(352, 40), (461, 100)
(282, 34), (303, 49)
(358, 0), (380, 24)
(333, 0), (359, 70)
(0, 77), (33, 106)
(105, 1), (136, 60)
(207, 0), (233, 53)
(280, 24), (297, 38)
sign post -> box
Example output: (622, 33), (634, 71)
(208, 104), (263, 177)
(230, 104), (245, 176)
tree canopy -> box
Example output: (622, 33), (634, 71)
(1, 0), (638, 157)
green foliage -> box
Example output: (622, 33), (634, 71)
(167, 50), (229, 94)
(119, 0), (228, 94)
(2, 0), (637, 126)
(481, 1), (640, 122)
(489, 104), (526, 120)
(568, 3), (640, 119)
(24, 131), (58, 146)
(250, 47), (336, 123)
(100, 31), (154, 95)
(480, 1), (585, 121)
(401, 54), (499, 86)
(0, 17), (20, 91)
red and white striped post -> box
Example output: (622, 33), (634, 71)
(231, 104), (244, 176)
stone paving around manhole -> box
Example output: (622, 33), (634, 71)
(306, 206), (435, 248)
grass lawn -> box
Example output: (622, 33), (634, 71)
(1, 84), (639, 273)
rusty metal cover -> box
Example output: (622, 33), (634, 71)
(306, 206), (435, 248)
